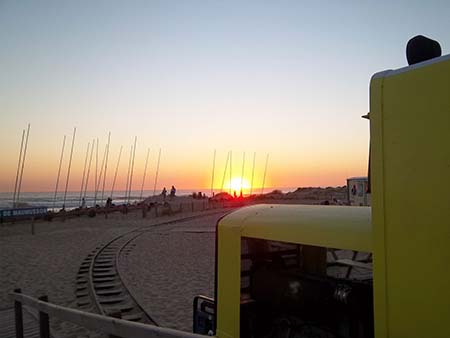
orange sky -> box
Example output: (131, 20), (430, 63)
(0, 128), (369, 193)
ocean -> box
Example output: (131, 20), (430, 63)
(0, 187), (296, 211)
(0, 189), (203, 211)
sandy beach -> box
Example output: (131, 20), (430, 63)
(0, 197), (228, 338)
(119, 214), (218, 331)
(0, 189), (348, 338)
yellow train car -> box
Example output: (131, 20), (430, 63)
(214, 205), (373, 338)
(370, 53), (450, 338)
(193, 45), (450, 338)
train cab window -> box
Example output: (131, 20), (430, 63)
(240, 238), (373, 338)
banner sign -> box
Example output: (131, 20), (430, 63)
(0, 207), (48, 219)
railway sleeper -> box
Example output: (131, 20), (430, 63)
(94, 263), (113, 268)
(98, 296), (126, 305)
(95, 259), (114, 265)
(93, 272), (116, 277)
(96, 289), (123, 296)
(76, 291), (89, 298)
(121, 313), (143, 322)
(77, 298), (90, 307)
(93, 268), (114, 273)
(94, 282), (121, 289)
(104, 304), (134, 313)
(93, 277), (116, 282)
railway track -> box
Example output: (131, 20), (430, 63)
(74, 211), (229, 325)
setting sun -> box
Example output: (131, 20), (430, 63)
(226, 177), (250, 193)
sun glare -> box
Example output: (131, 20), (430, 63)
(227, 177), (250, 193)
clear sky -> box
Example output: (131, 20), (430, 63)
(1, 0), (449, 193)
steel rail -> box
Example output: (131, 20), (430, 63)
(84, 210), (231, 326)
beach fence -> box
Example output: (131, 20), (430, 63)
(0, 207), (48, 225)
(11, 289), (206, 338)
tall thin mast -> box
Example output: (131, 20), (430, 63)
(124, 145), (133, 203)
(139, 148), (150, 201)
(53, 135), (66, 209)
(95, 143), (107, 204)
(128, 136), (137, 204)
(152, 148), (161, 197)
(210, 149), (216, 197)
(261, 153), (269, 195)
(83, 138), (95, 204)
(110, 145), (123, 201)
(250, 152), (256, 195)
(100, 132), (111, 205)
(229, 151), (232, 194)
(12, 129), (25, 207)
(240, 152), (246, 195)
(78, 142), (90, 206)
(16, 123), (30, 207)
(94, 138), (99, 205)
(62, 127), (76, 209)
(221, 151), (230, 192)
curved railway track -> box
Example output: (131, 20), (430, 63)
(74, 211), (228, 325)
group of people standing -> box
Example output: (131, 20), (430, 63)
(161, 185), (176, 200)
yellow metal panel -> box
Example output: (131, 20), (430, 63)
(220, 204), (372, 252)
(370, 55), (450, 338)
(370, 74), (388, 338)
(216, 221), (241, 338)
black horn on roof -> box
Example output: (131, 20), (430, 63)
(406, 35), (442, 65)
